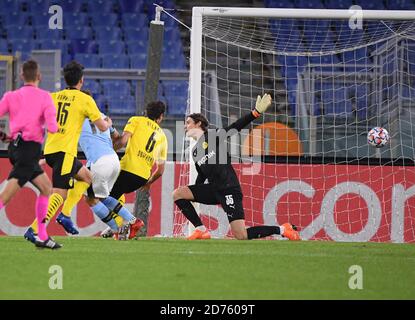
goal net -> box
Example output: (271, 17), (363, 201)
(174, 8), (415, 243)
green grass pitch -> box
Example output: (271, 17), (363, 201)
(0, 236), (414, 300)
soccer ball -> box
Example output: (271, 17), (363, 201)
(367, 127), (390, 148)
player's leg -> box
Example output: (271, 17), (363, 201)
(220, 188), (300, 240)
(173, 184), (218, 239)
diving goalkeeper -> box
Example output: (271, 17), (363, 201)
(173, 93), (300, 241)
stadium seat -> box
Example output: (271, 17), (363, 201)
(90, 14), (119, 28)
(118, 0), (145, 13)
(164, 27), (181, 42)
(121, 13), (148, 29)
(30, 0), (52, 12)
(50, 0), (85, 12)
(38, 39), (70, 54)
(102, 80), (132, 97)
(6, 26), (34, 40)
(35, 28), (65, 40)
(359, 0), (385, 10)
(0, 41), (9, 54)
(74, 53), (101, 68)
(166, 96), (187, 115)
(295, 0), (324, 9)
(129, 53), (147, 68)
(94, 27), (122, 41)
(31, 13), (51, 27)
(0, 0), (22, 13)
(386, 0), (415, 10)
(9, 39), (36, 54)
(63, 13), (89, 28)
(98, 41), (126, 55)
(82, 80), (102, 96)
(71, 39), (98, 54)
(86, 0), (116, 13)
(126, 41), (147, 55)
(107, 96), (136, 115)
(94, 95), (108, 112)
(161, 53), (186, 69)
(124, 27), (149, 42)
(65, 26), (93, 40)
(321, 86), (353, 118)
(324, 0), (354, 9)
(265, 0), (295, 8)
(102, 54), (130, 68)
(3, 12), (30, 27)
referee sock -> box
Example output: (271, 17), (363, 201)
(30, 193), (64, 233)
(36, 195), (49, 241)
(61, 181), (89, 216)
(247, 226), (280, 240)
(175, 199), (203, 228)
(102, 196), (136, 224)
(0, 199), (3, 210)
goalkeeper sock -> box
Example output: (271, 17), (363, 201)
(101, 196), (136, 224)
(91, 202), (118, 231)
(61, 181), (89, 216)
(36, 195), (49, 241)
(30, 193), (64, 233)
(175, 199), (203, 228)
(247, 226), (280, 239)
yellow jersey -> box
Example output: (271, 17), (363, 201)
(120, 116), (167, 179)
(44, 89), (102, 156)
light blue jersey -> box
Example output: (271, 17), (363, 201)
(79, 114), (116, 166)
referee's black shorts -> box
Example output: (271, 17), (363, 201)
(188, 183), (244, 222)
(109, 170), (148, 200)
(8, 139), (43, 187)
(44, 152), (83, 189)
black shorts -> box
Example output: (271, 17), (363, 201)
(8, 139), (43, 187)
(45, 152), (83, 189)
(109, 170), (148, 200)
(188, 184), (244, 222)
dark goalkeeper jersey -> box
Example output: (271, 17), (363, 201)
(191, 112), (257, 190)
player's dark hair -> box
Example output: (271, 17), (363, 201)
(187, 113), (209, 132)
(146, 101), (166, 120)
(22, 59), (39, 82)
(63, 60), (84, 87)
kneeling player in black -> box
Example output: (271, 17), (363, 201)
(173, 93), (300, 241)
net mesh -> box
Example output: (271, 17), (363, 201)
(174, 13), (415, 242)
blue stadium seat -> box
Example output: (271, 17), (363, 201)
(94, 26), (122, 41)
(265, 0), (294, 8)
(102, 80), (131, 96)
(121, 13), (148, 29)
(6, 26), (34, 40)
(98, 41), (125, 54)
(86, 0), (116, 13)
(102, 54), (130, 68)
(90, 14), (118, 28)
(161, 53), (186, 69)
(321, 86), (353, 118)
(163, 80), (188, 97)
(359, 0), (385, 10)
(31, 13), (51, 27)
(66, 26), (93, 40)
(401, 83), (415, 99)
(9, 39), (36, 54)
(36, 28), (65, 40)
(324, 0), (353, 9)
(71, 39), (98, 54)
(118, 0), (144, 13)
(164, 27), (181, 42)
(341, 48), (372, 72)
(129, 53), (147, 68)
(3, 12), (30, 27)
(82, 80), (101, 96)
(124, 27), (149, 41)
(295, 0), (324, 9)
(30, 0), (51, 12)
(309, 54), (341, 71)
(74, 53), (101, 68)
(126, 41), (147, 55)
(50, 0), (84, 12)
(162, 42), (183, 59)
(107, 96), (136, 115)
(38, 39), (70, 54)
(63, 13), (89, 28)
(303, 29), (336, 51)
(386, 0), (415, 10)
(333, 21), (365, 44)
(166, 96), (187, 115)
(0, 41), (9, 53)
(279, 55), (308, 78)
(94, 95), (108, 112)
(144, 0), (174, 9)
(0, 0), (22, 13)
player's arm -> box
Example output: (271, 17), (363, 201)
(44, 94), (58, 133)
(113, 131), (131, 151)
(93, 116), (111, 132)
(224, 93), (272, 132)
(140, 160), (165, 191)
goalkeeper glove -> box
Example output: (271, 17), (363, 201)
(252, 93), (272, 117)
